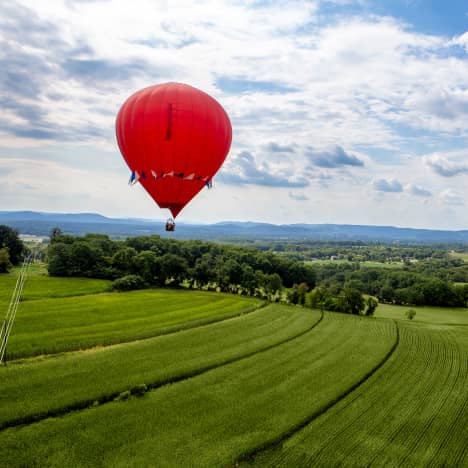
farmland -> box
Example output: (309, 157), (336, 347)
(0, 266), (260, 359)
(375, 302), (468, 325)
(247, 323), (468, 467)
(0, 270), (467, 466)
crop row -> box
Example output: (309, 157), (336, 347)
(5, 289), (260, 358)
(0, 271), (111, 304)
(0, 312), (397, 467)
(0, 304), (321, 429)
(248, 322), (468, 467)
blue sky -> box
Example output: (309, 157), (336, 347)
(0, 0), (467, 229)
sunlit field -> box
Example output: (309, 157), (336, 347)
(0, 272), (466, 467)
(375, 302), (468, 325)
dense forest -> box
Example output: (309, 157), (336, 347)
(46, 230), (316, 298)
(45, 229), (468, 309)
(2, 224), (467, 311)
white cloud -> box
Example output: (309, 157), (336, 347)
(440, 188), (464, 206)
(407, 184), (432, 197)
(0, 0), (467, 228)
(424, 153), (468, 177)
(373, 178), (403, 193)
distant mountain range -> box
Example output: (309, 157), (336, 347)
(1, 211), (468, 244)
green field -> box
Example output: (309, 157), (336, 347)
(0, 304), (320, 429)
(0, 271), (466, 466)
(306, 259), (403, 268)
(0, 264), (111, 304)
(248, 323), (468, 467)
(8, 290), (260, 358)
(449, 251), (468, 262)
(375, 302), (468, 325)
(1, 267), (260, 358)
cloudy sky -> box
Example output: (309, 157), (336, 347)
(1, 0), (467, 228)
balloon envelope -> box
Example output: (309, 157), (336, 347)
(116, 82), (232, 218)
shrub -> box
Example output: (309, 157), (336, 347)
(130, 384), (148, 397)
(405, 309), (416, 320)
(111, 274), (146, 291)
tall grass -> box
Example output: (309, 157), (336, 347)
(5, 289), (260, 358)
(0, 305), (320, 429)
(375, 302), (468, 325)
(249, 322), (468, 467)
(0, 272), (111, 304)
(0, 313), (396, 467)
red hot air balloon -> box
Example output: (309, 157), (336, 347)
(116, 83), (232, 226)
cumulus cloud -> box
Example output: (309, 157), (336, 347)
(264, 142), (296, 153)
(306, 146), (364, 169)
(289, 191), (308, 201)
(373, 179), (403, 193)
(218, 151), (308, 188)
(450, 31), (468, 51)
(1, 0), (468, 227)
(406, 88), (468, 120)
(440, 189), (464, 206)
(424, 154), (468, 177)
(408, 184), (432, 197)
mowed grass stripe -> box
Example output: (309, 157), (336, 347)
(251, 323), (468, 467)
(0, 272), (111, 303)
(0, 313), (396, 467)
(0, 305), (321, 430)
(6, 290), (260, 358)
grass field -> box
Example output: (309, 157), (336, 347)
(375, 302), (468, 325)
(0, 264), (111, 304)
(0, 312), (397, 466)
(2, 265), (260, 359)
(449, 251), (468, 262)
(306, 259), (403, 268)
(7, 290), (260, 358)
(0, 271), (466, 466)
(0, 304), (320, 429)
(247, 322), (468, 467)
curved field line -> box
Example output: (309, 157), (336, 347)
(249, 323), (468, 467)
(7, 300), (264, 361)
(0, 308), (323, 432)
(236, 319), (400, 465)
(0, 312), (397, 467)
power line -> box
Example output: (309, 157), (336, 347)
(0, 255), (33, 364)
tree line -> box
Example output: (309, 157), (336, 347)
(4, 223), (466, 310)
(47, 230), (316, 299)
(312, 261), (468, 307)
(47, 231), (382, 314)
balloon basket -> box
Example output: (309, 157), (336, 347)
(165, 218), (176, 232)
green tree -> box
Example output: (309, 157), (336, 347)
(159, 253), (188, 285)
(134, 251), (160, 284)
(111, 247), (138, 277)
(364, 296), (378, 316)
(306, 285), (331, 310)
(239, 264), (256, 295)
(339, 287), (365, 315)
(69, 241), (101, 276)
(0, 247), (12, 273)
(263, 273), (283, 300)
(47, 242), (73, 276)
(50, 227), (62, 243)
(0, 225), (24, 265)
(288, 282), (309, 305)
